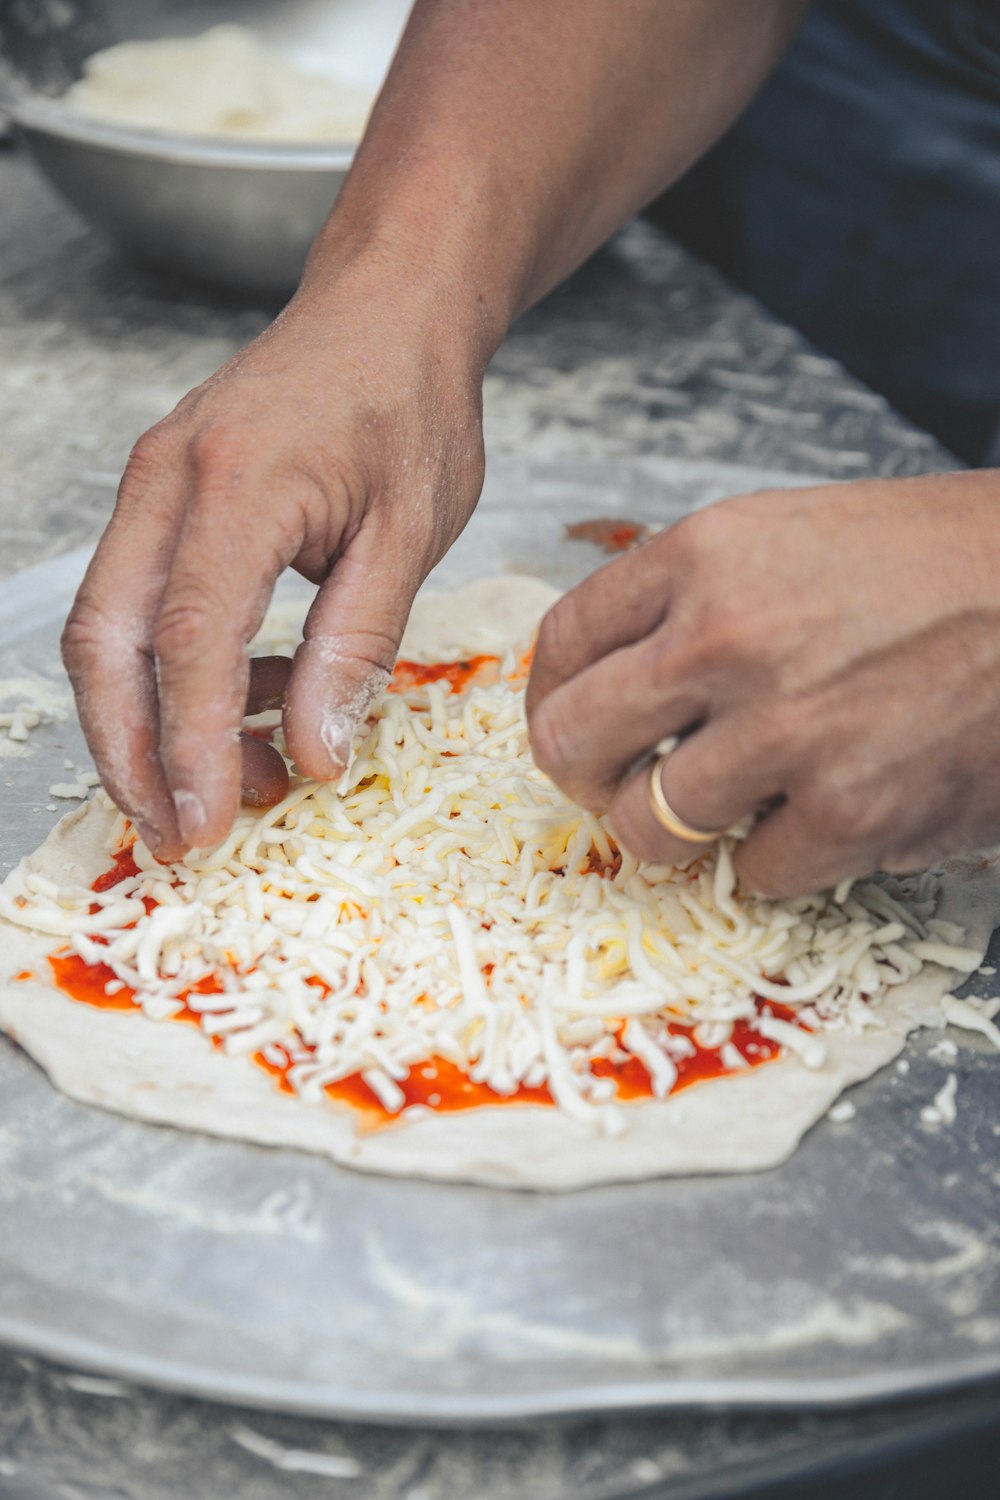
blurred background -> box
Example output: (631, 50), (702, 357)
(0, 0), (411, 292)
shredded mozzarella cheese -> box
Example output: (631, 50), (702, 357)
(1, 638), (978, 1128)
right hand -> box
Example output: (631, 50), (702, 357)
(526, 471), (1000, 898)
(61, 267), (487, 861)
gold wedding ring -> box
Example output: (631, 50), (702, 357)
(647, 740), (724, 845)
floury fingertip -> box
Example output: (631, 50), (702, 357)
(172, 788), (207, 844)
(319, 709), (354, 773)
(135, 820), (162, 857)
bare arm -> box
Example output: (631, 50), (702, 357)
(311, 0), (808, 325)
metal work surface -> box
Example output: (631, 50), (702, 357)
(1, 1346), (998, 1500)
(0, 142), (994, 1496)
(0, 150), (952, 582)
(2, 464), (1000, 1428)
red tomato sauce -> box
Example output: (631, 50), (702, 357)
(592, 1006), (795, 1100)
(91, 846), (141, 891)
(565, 518), (648, 553)
(389, 654), (500, 694)
(255, 1048), (553, 1121)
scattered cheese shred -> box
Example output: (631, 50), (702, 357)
(228, 1423), (360, 1479)
(940, 994), (1000, 1051)
(920, 1073), (958, 1127)
(48, 781), (90, 801)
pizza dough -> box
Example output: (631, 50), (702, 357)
(1, 576), (998, 1191)
(61, 25), (377, 143)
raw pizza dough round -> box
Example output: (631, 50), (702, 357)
(1, 577), (998, 1191)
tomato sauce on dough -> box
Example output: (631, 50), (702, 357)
(48, 840), (796, 1126)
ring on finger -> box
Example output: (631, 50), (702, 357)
(647, 738), (725, 845)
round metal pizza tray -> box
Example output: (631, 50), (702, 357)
(1, 456), (998, 1425)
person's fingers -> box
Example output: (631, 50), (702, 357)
(606, 710), (792, 868)
(525, 537), (675, 716)
(239, 733), (290, 809)
(528, 629), (708, 810)
(240, 657), (293, 807)
(152, 448), (309, 849)
(732, 801), (875, 900)
(60, 431), (188, 857)
(284, 528), (414, 780)
(246, 655), (293, 716)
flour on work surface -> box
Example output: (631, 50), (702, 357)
(1, 577), (999, 1190)
(0, 674), (72, 759)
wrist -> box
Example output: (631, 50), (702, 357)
(295, 144), (527, 381)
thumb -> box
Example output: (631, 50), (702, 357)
(283, 530), (415, 780)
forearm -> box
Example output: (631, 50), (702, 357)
(300, 0), (808, 359)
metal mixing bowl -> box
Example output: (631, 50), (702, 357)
(0, 0), (409, 295)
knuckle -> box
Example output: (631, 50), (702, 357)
(153, 595), (213, 662)
(649, 607), (747, 691)
(60, 596), (112, 673)
(668, 504), (723, 563)
(637, 619), (721, 702)
(126, 422), (173, 473)
(189, 422), (251, 482)
(117, 424), (175, 506)
(676, 596), (753, 679)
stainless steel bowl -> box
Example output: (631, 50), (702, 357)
(0, 0), (409, 295)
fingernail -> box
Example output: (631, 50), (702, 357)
(319, 710), (354, 772)
(172, 788), (206, 845)
(136, 820), (162, 856)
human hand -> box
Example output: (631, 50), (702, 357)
(61, 270), (486, 861)
(526, 471), (1000, 897)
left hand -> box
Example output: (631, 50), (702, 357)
(526, 470), (1000, 897)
